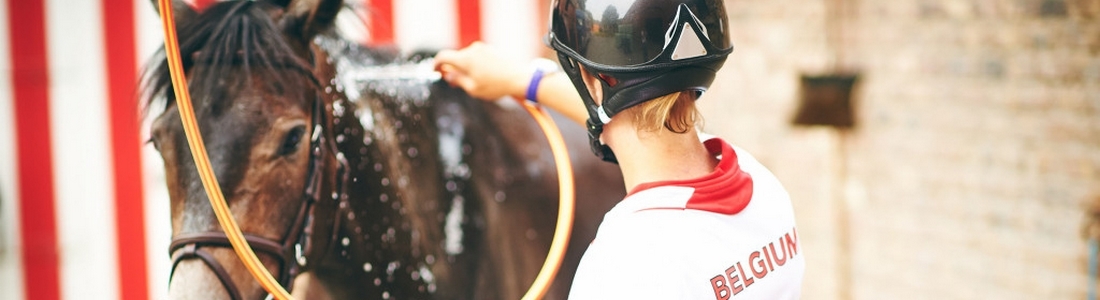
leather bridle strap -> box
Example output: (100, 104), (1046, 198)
(168, 233), (288, 300)
(171, 244), (243, 300)
(166, 98), (338, 298)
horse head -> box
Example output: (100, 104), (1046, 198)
(145, 0), (346, 298)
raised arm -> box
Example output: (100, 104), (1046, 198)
(434, 42), (588, 126)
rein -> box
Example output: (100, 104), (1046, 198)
(157, 1), (575, 299)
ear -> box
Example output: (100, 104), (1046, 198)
(281, 0), (344, 42)
(149, 0), (198, 23)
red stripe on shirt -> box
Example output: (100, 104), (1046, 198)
(102, 0), (150, 298)
(627, 138), (753, 215)
(9, 0), (61, 298)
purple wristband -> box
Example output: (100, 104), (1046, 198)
(525, 68), (545, 103)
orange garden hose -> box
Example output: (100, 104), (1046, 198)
(158, 1), (574, 298)
(518, 100), (575, 300)
(156, 0), (292, 298)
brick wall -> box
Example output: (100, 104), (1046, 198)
(700, 0), (1100, 299)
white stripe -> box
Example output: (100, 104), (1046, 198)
(481, 0), (538, 59)
(394, 0), (456, 53)
(136, 0), (171, 298)
(46, 0), (120, 298)
(0, 0), (27, 298)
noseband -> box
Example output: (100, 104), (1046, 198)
(168, 98), (348, 300)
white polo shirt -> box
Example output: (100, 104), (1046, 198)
(569, 137), (804, 300)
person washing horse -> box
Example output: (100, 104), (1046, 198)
(435, 0), (805, 298)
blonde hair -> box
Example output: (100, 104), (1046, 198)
(626, 92), (702, 133)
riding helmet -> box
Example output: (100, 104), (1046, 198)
(548, 0), (733, 163)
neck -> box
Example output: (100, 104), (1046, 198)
(602, 117), (718, 193)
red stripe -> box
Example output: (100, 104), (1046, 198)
(192, 0), (215, 11)
(8, 0), (61, 299)
(102, 0), (150, 299)
(455, 0), (481, 47)
(365, 0), (394, 45)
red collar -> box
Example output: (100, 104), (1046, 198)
(625, 138), (753, 215)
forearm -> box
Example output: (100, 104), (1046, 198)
(531, 72), (588, 126)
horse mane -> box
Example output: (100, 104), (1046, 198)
(142, 0), (317, 118)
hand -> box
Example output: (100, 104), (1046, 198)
(433, 42), (530, 101)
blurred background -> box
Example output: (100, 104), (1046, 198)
(0, 0), (1097, 299)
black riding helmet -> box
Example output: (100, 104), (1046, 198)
(548, 0), (733, 163)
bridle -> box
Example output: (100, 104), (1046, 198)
(168, 97), (348, 300)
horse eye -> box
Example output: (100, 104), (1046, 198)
(278, 125), (307, 156)
(146, 137), (159, 151)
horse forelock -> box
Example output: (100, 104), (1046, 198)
(142, 0), (319, 119)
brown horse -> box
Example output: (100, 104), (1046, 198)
(143, 0), (624, 299)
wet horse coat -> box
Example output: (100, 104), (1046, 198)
(144, 1), (624, 299)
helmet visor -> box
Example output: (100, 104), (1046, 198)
(551, 0), (731, 66)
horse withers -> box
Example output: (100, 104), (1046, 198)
(143, 0), (624, 299)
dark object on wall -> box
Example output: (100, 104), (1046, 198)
(793, 74), (858, 128)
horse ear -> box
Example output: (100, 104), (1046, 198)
(282, 0), (344, 41)
(149, 0), (198, 22)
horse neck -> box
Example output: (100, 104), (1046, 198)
(309, 55), (442, 297)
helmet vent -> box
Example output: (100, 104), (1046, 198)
(671, 23), (708, 60)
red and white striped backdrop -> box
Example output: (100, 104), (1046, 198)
(0, 1), (544, 299)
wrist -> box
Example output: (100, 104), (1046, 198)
(524, 58), (560, 103)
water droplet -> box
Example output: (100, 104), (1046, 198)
(407, 147), (419, 158)
(494, 191), (506, 203)
(374, 163), (383, 172)
(454, 164), (471, 179)
(386, 261), (399, 275)
(332, 101), (345, 117)
(347, 212), (356, 220)
(336, 135), (345, 143)
(342, 237), (350, 246)
(382, 291), (390, 299)
(373, 278), (382, 286)
(363, 262), (373, 272)
(379, 194), (389, 202)
(445, 181), (457, 192)
(526, 229), (538, 240)
(381, 178), (390, 186)
(425, 255), (436, 264)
